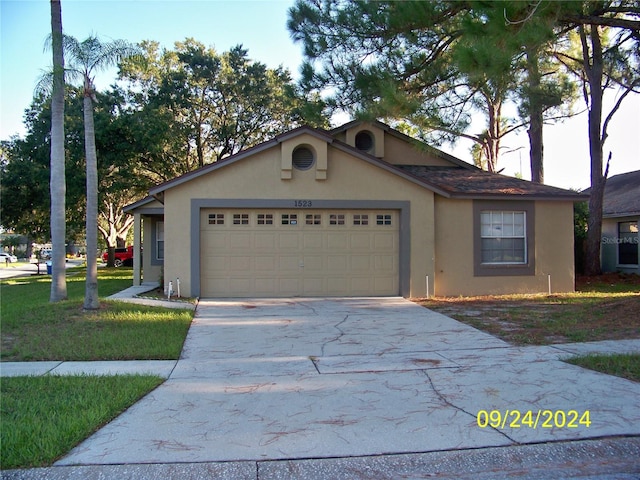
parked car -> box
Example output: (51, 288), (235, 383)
(102, 246), (134, 267)
(0, 252), (18, 263)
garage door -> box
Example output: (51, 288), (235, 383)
(200, 209), (399, 297)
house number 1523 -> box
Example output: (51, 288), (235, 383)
(294, 200), (313, 207)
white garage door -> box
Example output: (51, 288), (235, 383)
(200, 209), (399, 297)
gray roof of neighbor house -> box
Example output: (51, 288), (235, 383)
(598, 170), (640, 217)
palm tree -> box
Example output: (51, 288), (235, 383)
(49, 0), (67, 302)
(62, 35), (139, 309)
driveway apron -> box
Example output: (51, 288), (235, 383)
(58, 298), (640, 465)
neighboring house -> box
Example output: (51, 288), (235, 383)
(599, 170), (640, 274)
(124, 121), (587, 298)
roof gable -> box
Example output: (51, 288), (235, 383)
(330, 119), (478, 170)
(145, 121), (584, 202)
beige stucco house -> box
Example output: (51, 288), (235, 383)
(124, 121), (586, 298)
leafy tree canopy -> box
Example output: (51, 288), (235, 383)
(119, 39), (328, 176)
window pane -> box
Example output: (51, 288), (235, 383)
(376, 214), (392, 225)
(208, 214), (224, 225)
(329, 214), (345, 225)
(306, 214), (321, 225)
(282, 214), (298, 225)
(156, 221), (164, 260)
(618, 221), (638, 265)
(233, 213), (249, 225)
(480, 219), (526, 264)
(353, 214), (369, 226)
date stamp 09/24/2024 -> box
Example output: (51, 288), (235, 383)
(477, 410), (592, 429)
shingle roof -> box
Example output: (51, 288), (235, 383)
(141, 121), (587, 202)
(601, 170), (640, 217)
(395, 166), (588, 200)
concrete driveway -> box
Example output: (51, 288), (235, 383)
(58, 297), (640, 466)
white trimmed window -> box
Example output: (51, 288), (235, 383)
(480, 211), (526, 264)
(156, 221), (164, 260)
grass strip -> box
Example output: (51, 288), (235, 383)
(566, 353), (640, 383)
(0, 374), (163, 469)
(1, 268), (193, 361)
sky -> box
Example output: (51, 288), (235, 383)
(1, 0), (638, 191)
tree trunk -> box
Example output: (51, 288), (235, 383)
(582, 25), (605, 277)
(49, 0), (67, 302)
(83, 92), (100, 309)
(526, 49), (544, 184)
(485, 99), (501, 173)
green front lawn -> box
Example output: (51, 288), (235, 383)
(566, 353), (640, 383)
(1, 374), (164, 469)
(1, 268), (193, 361)
(0, 268), (194, 469)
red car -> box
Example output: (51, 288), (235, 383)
(102, 246), (134, 267)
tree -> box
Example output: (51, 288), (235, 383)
(119, 39), (327, 176)
(454, 1), (576, 183)
(545, 1), (639, 275)
(62, 35), (140, 309)
(288, 1), (579, 179)
(92, 88), (149, 264)
(1, 88), (144, 261)
(49, 0), (67, 302)
(289, 0), (535, 173)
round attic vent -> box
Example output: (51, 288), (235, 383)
(292, 146), (315, 170)
(355, 130), (374, 152)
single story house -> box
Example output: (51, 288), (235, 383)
(124, 121), (587, 298)
(599, 170), (639, 274)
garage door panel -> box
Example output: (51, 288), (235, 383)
(303, 233), (323, 249)
(254, 256), (275, 271)
(374, 277), (395, 293)
(229, 278), (252, 293)
(278, 255), (300, 271)
(327, 254), (348, 272)
(202, 278), (232, 296)
(228, 256), (251, 271)
(375, 255), (395, 271)
(374, 233), (395, 249)
(279, 233), (299, 248)
(327, 233), (348, 249)
(350, 277), (373, 294)
(351, 255), (372, 271)
(233, 233), (252, 249)
(350, 233), (372, 249)
(303, 255), (324, 271)
(200, 209), (399, 297)
(279, 278), (300, 294)
(201, 255), (229, 271)
(303, 277), (323, 294)
(201, 234), (228, 250)
(327, 277), (347, 294)
(255, 233), (276, 249)
(254, 278), (277, 295)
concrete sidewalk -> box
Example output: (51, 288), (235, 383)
(2, 297), (639, 479)
(1, 338), (638, 378)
